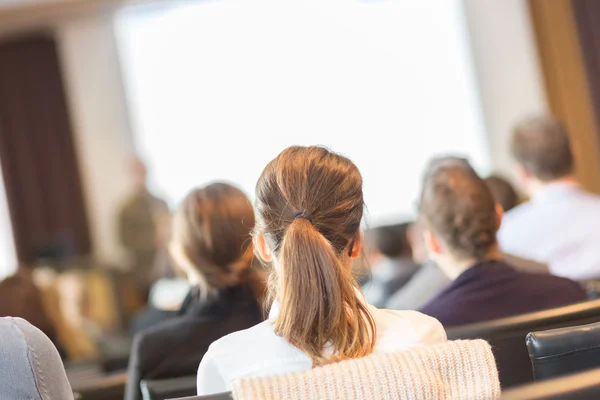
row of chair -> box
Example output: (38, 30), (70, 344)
(173, 366), (600, 400)
(72, 298), (600, 399)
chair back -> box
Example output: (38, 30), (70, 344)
(446, 299), (600, 388)
(527, 321), (600, 380)
(141, 376), (197, 400)
(501, 367), (600, 399)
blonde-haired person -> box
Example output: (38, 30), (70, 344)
(126, 183), (265, 400)
(197, 146), (446, 395)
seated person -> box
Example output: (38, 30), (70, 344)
(130, 259), (190, 336)
(385, 220), (548, 312)
(0, 317), (74, 399)
(197, 146), (446, 395)
(125, 183), (265, 400)
(0, 267), (62, 356)
(417, 158), (586, 326)
(499, 115), (600, 280)
(361, 222), (419, 307)
(484, 174), (520, 212)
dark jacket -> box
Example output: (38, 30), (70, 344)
(419, 260), (586, 327)
(125, 284), (263, 400)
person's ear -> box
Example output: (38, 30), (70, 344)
(423, 229), (441, 256)
(495, 203), (504, 230)
(349, 230), (364, 259)
(255, 234), (273, 262)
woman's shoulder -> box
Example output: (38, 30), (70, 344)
(371, 307), (447, 346)
(205, 320), (277, 357)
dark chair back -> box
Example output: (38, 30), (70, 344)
(141, 376), (197, 400)
(501, 367), (600, 399)
(446, 299), (600, 388)
(70, 372), (127, 400)
(526, 321), (600, 380)
(166, 393), (232, 400)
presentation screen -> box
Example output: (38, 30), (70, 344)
(116, 0), (490, 224)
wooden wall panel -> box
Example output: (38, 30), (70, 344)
(529, 0), (600, 193)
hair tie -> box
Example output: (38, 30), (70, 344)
(293, 212), (312, 223)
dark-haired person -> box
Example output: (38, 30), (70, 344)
(498, 115), (600, 280)
(361, 223), (419, 307)
(197, 146), (446, 395)
(484, 175), (520, 212)
(418, 159), (586, 327)
(125, 183), (265, 400)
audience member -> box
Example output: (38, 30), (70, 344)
(361, 223), (419, 307)
(385, 222), (453, 311)
(499, 115), (600, 280)
(197, 146), (446, 395)
(385, 222), (548, 311)
(118, 157), (170, 301)
(0, 267), (62, 355)
(0, 317), (74, 400)
(418, 159), (586, 326)
(130, 258), (190, 336)
(126, 183), (265, 400)
(484, 175), (520, 212)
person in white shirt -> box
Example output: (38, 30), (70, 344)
(498, 115), (600, 280)
(196, 146), (446, 395)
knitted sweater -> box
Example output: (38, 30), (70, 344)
(232, 340), (499, 400)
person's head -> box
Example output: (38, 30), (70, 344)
(364, 223), (412, 266)
(484, 175), (519, 212)
(253, 146), (375, 366)
(511, 115), (575, 194)
(406, 221), (428, 265)
(169, 183), (256, 298)
(130, 157), (148, 191)
(419, 158), (502, 279)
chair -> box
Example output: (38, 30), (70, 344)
(446, 299), (600, 388)
(526, 321), (600, 380)
(70, 372), (127, 400)
(141, 376), (197, 400)
(501, 367), (600, 399)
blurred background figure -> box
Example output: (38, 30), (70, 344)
(118, 157), (170, 302)
(499, 116), (600, 280)
(484, 175), (520, 212)
(0, 266), (60, 355)
(384, 222), (451, 311)
(361, 223), (419, 307)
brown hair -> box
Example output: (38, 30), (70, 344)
(171, 183), (259, 298)
(511, 115), (574, 181)
(484, 175), (519, 212)
(419, 158), (498, 260)
(254, 146), (376, 366)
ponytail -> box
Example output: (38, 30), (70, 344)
(273, 217), (376, 366)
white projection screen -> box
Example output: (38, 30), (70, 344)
(116, 0), (490, 224)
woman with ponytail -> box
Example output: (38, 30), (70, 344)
(197, 147), (446, 395)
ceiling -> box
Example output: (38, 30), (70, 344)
(0, 0), (163, 38)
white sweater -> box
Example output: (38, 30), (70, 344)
(197, 298), (446, 395)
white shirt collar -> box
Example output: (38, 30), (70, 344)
(533, 181), (581, 203)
